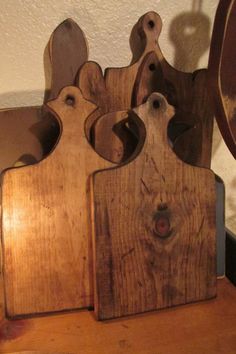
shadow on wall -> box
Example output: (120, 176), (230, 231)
(211, 122), (224, 157)
(228, 176), (236, 231)
(169, 0), (211, 72)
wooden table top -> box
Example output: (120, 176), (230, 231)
(0, 278), (235, 354)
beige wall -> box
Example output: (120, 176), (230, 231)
(0, 0), (235, 232)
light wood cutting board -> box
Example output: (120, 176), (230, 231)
(1, 87), (113, 317)
(91, 93), (216, 320)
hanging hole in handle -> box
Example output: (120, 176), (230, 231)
(153, 99), (160, 109)
(65, 95), (75, 106)
(148, 20), (155, 29)
(149, 63), (156, 71)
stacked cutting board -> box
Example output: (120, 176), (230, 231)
(1, 8), (230, 321)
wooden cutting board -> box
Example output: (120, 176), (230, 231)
(132, 51), (167, 106)
(132, 51), (212, 165)
(76, 61), (109, 141)
(47, 19), (88, 101)
(0, 18), (88, 172)
(91, 92), (216, 320)
(91, 51), (163, 163)
(2, 87), (113, 317)
(208, 0), (236, 158)
(93, 110), (139, 163)
(77, 11), (213, 167)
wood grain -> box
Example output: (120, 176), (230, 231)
(171, 70), (214, 166)
(93, 111), (138, 163)
(7, 352), (69, 354)
(77, 12), (213, 166)
(77, 61), (139, 162)
(208, 0), (236, 158)
(77, 61), (110, 142)
(47, 19), (88, 101)
(133, 52), (214, 167)
(132, 51), (167, 106)
(1, 87), (113, 317)
(0, 279), (235, 354)
(92, 93), (216, 320)
(0, 18), (88, 172)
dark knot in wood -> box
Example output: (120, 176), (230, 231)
(153, 208), (172, 238)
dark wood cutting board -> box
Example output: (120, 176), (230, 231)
(208, 0), (236, 158)
(91, 93), (216, 320)
(77, 11), (214, 167)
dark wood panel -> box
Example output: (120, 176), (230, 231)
(208, 0), (236, 158)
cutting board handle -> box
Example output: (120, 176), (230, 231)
(138, 11), (162, 49)
(130, 11), (163, 64)
(47, 18), (88, 101)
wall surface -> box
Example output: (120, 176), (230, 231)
(0, 0), (235, 232)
